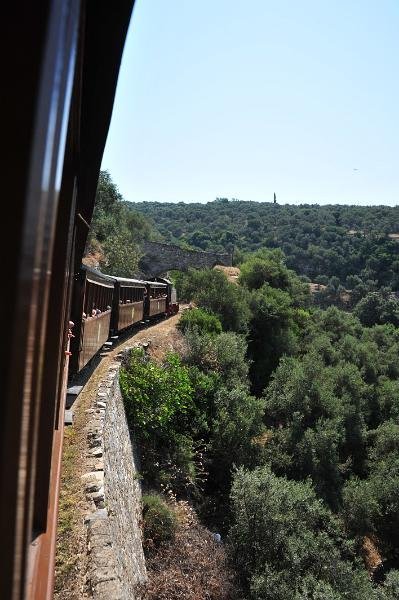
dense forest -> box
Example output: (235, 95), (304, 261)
(121, 251), (399, 599)
(127, 199), (399, 290)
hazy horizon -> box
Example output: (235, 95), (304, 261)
(102, 0), (399, 207)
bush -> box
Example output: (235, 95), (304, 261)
(239, 248), (291, 291)
(120, 348), (193, 436)
(209, 386), (265, 482)
(175, 268), (251, 333)
(382, 571), (399, 600)
(178, 308), (222, 335)
(121, 349), (199, 493)
(142, 494), (177, 549)
(248, 284), (300, 394)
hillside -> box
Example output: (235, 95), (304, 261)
(126, 200), (399, 289)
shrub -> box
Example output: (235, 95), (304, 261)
(382, 571), (399, 600)
(239, 249), (291, 291)
(178, 307), (222, 335)
(142, 494), (177, 549)
(121, 349), (199, 493)
(120, 348), (193, 436)
(175, 268), (251, 333)
(209, 386), (265, 483)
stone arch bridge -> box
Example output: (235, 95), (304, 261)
(138, 240), (232, 277)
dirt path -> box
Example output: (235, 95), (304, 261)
(55, 311), (183, 599)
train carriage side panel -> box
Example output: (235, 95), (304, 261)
(151, 277), (179, 315)
(1, 1), (135, 597)
(111, 277), (146, 332)
(144, 281), (168, 318)
(70, 267), (114, 372)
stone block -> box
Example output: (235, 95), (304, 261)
(84, 508), (108, 524)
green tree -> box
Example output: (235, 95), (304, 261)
(177, 307), (222, 336)
(248, 284), (300, 394)
(354, 291), (399, 327)
(228, 466), (375, 600)
(208, 386), (265, 489)
(184, 329), (249, 388)
(100, 229), (141, 277)
(86, 170), (152, 276)
(176, 268), (251, 332)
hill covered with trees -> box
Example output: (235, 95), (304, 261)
(127, 199), (399, 290)
(87, 172), (399, 597)
(85, 171), (155, 276)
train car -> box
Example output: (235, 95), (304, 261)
(144, 280), (168, 318)
(111, 276), (146, 332)
(170, 285), (179, 315)
(152, 277), (179, 315)
(1, 2), (135, 598)
(69, 272), (173, 375)
(70, 266), (115, 372)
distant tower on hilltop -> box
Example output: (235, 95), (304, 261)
(273, 192), (277, 204)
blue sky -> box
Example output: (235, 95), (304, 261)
(102, 0), (399, 205)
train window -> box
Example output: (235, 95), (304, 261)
(84, 279), (113, 315)
(119, 284), (145, 304)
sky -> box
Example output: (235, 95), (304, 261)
(101, 0), (399, 206)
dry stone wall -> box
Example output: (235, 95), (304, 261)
(139, 240), (232, 276)
(82, 353), (147, 599)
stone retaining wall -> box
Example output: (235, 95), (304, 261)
(82, 352), (147, 599)
(139, 240), (232, 276)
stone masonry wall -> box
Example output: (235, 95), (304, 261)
(83, 354), (147, 599)
(139, 240), (232, 277)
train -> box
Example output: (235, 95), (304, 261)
(70, 266), (179, 373)
(3, 1), (136, 598)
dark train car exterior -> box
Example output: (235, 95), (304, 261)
(111, 276), (146, 332)
(1, 1), (134, 598)
(144, 281), (168, 318)
(70, 267), (115, 372)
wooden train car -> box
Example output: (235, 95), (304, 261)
(69, 271), (177, 374)
(70, 267), (115, 372)
(152, 277), (180, 315)
(1, 1), (135, 598)
(111, 276), (146, 332)
(145, 280), (168, 317)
